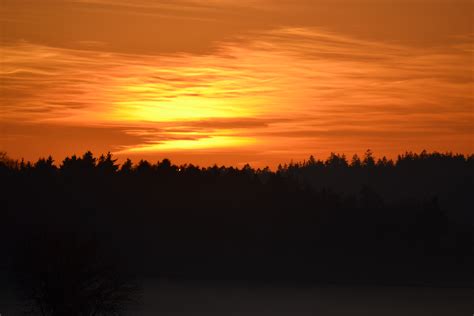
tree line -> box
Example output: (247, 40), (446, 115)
(1, 150), (473, 314)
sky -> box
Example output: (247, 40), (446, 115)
(1, 0), (473, 167)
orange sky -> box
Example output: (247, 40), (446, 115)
(1, 0), (473, 167)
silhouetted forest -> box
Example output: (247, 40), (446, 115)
(1, 150), (473, 312)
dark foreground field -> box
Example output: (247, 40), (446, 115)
(136, 280), (474, 316)
(2, 278), (474, 316)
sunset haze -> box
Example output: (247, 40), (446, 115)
(1, 0), (473, 167)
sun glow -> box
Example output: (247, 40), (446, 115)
(113, 95), (258, 122)
(119, 135), (256, 153)
(107, 61), (272, 123)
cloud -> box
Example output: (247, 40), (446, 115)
(3, 0), (472, 57)
(0, 121), (147, 160)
